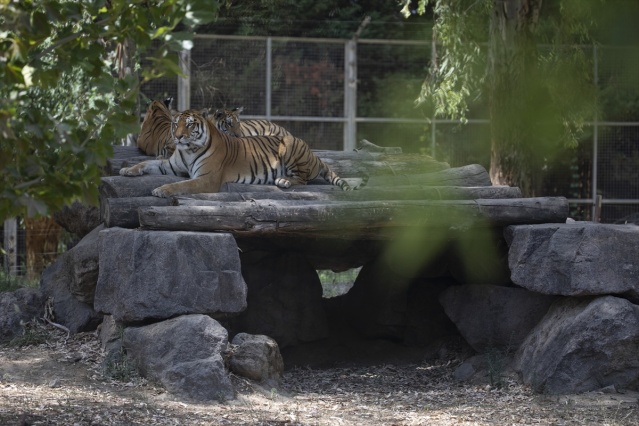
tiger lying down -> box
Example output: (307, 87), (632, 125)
(120, 109), (365, 197)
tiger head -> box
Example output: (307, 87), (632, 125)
(213, 106), (244, 136)
(171, 109), (211, 151)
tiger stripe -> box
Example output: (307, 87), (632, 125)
(119, 109), (358, 197)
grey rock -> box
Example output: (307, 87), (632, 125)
(53, 201), (100, 239)
(99, 315), (123, 366)
(453, 353), (518, 387)
(228, 333), (284, 386)
(515, 296), (639, 394)
(506, 223), (639, 299)
(123, 314), (233, 402)
(439, 284), (557, 353)
(40, 255), (102, 333)
(94, 228), (247, 323)
(453, 362), (476, 382)
(0, 288), (45, 343)
(69, 224), (103, 304)
(226, 251), (328, 348)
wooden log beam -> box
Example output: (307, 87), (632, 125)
(139, 197), (569, 238)
(105, 146), (450, 178)
(99, 164), (483, 204)
(365, 164), (492, 187)
(174, 186), (522, 205)
(103, 196), (172, 228)
(99, 175), (187, 220)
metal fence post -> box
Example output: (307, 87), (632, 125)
(343, 40), (357, 151)
(178, 49), (191, 111)
(3, 218), (18, 275)
(266, 37), (272, 120)
(592, 44), (599, 221)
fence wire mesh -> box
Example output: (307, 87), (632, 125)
(4, 37), (639, 275)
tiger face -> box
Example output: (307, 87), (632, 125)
(137, 100), (174, 158)
(171, 110), (210, 150)
(213, 107), (243, 136)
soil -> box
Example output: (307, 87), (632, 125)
(1, 323), (638, 426)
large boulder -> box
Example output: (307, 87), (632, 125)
(506, 223), (639, 299)
(94, 228), (247, 323)
(53, 201), (100, 240)
(515, 296), (639, 394)
(0, 287), (46, 343)
(123, 315), (234, 401)
(226, 251), (328, 348)
(40, 254), (102, 334)
(69, 224), (103, 304)
(228, 333), (284, 386)
(439, 284), (557, 353)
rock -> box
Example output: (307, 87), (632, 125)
(53, 201), (100, 240)
(94, 228), (247, 323)
(99, 315), (123, 366)
(515, 296), (639, 394)
(453, 361), (476, 382)
(0, 288), (46, 343)
(225, 251), (328, 348)
(40, 256), (102, 334)
(453, 353), (517, 387)
(439, 284), (557, 353)
(228, 333), (284, 386)
(69, 224), (103, 304)
(506, 223), (639, 299)
(123, 314), (234, 401)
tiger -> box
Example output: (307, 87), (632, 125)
(213, 106), (293, 138)
(136, 98), (175, 159)
(119, 108), (358, 197)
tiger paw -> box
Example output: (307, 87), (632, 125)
(275, 178), (292, 189)
(151, 185), (171, 198)
(119, 167), (143, 176)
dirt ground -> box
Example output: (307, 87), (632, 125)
(1, 324), (638, 426)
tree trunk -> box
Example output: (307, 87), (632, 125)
(488, 0), (543, 197)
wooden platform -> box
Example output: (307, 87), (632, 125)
(100, 144), (568, 269)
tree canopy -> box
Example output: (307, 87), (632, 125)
(403, 0), (638, 196)
(0, 0), (221, 221)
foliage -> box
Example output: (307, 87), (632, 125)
(0, 0), (221, 221)
(402, 0), (598, 135)
(0, 270), (39, 293)
(317, 268), (359, 298)
(206, 0), (432, 40)
(8, 320), (49, 347)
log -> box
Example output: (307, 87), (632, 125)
(355, 139), (403, 154)
(174, 186), (523, 205)
(105, 146), (450, 178)
(138, 197), (569, 238)
(99, 163), (477, 205)
(365, 164), (492, 187)
(99, 175), (187, 221)
(103, 196), (172, 228)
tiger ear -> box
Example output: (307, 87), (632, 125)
(163, 97), (174, 109)
(233, 106), (244, 114)
(201, 108), (209, 119)
(214, 109), (224, 119)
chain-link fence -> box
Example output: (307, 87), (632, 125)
(142, 35), (639, 223)
(3, 37), (638, 277)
